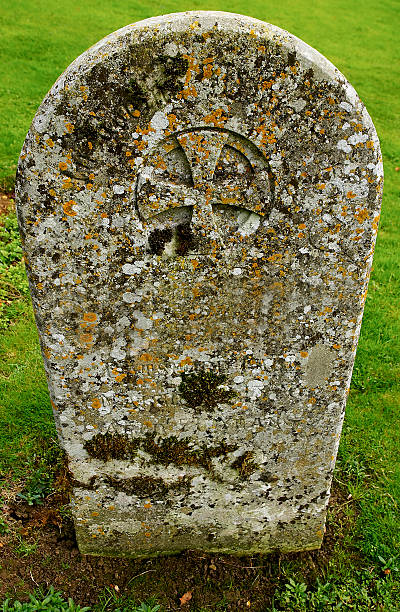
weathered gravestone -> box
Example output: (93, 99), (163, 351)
(16, 11), (383, 556)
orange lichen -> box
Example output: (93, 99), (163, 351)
(79, 333), (93, 345)
(63, 200), (77, 216)
(372, 214), (380, 232)
(267, 253), (283, 263)
(167, 113), (178, 131)
(354, 208), (369, 224)
(202, 58), (214, 79)
(203, 108), (228, 127)
(180, 356), (193, 366)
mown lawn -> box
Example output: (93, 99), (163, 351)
(0, 0), (399, 610)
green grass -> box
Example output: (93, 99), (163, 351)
(0, 0), (399, 610)
(0, 304), (62, 477)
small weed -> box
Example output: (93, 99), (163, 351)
(16, 490), (43, 506)
(17, 466), (53, 506)
(0, 516), (9, 535)
(335, 450), (369, 484)
(40, 555), (53, 569)
(59, 504), (73, 520)
(95, 588), (160, 612)
(134, 604), (160, 612)
(273, 570), (400, 610)
(378, 555), (400, 575)
(1, 586), (90, 611)
(274, 577), (308, 610)
(346, 480), (366, 502)
(14, 535), (37, 558)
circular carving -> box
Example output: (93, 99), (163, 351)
(135, 128), (274, 252)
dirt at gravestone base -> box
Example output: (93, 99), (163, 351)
(0, 460), (352, 611)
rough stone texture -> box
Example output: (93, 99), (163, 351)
(16, 11), (383, 557)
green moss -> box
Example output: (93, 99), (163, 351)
(105, 474), (191, 498)
(178, 368), (236, 410)
(84, 432), (139, 461)
(231, 451), (258, 479)
(84, 431), (236, 475)
(140, 432), (236, 472)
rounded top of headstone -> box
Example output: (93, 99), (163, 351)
(17, 10), (382, 272)
(17, 11), (383, 207)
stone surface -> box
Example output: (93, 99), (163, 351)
(16, 11), (383, 557)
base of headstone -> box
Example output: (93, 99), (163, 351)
(73, 493), (325, 557)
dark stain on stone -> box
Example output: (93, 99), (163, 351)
(148, 227), (173, 255)
(175, 222), (196, 255)
(126, 78), (147, 107)
(112, 238), (138, 261)
(231, 451), (258, 479)
(161, 55), (189, 81)
(260, 471), (279, 484)
(178, 368), (235, 410)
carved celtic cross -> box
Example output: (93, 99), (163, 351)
(136, 128), (273, 247)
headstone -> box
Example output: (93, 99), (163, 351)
(16, 11), (383, 557)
